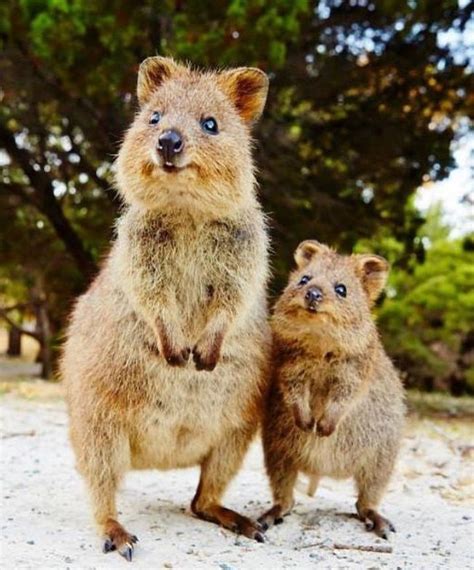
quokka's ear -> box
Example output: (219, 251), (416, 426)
(217, 67), (269, 124)
(137, 56), (182, 106)
(353, 254), (390, 304)
(294, 240), (328, 268)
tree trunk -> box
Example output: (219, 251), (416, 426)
(40, 189), (97, 279)
(33, 300), (53, 380)
(0, 123), (98, 280)
(7, 326), (22, 356)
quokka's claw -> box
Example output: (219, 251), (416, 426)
(118, 542), (134, 562)
(102, 524), (138, 561)
(103, 538), (116, 553)
(257, 504), (287, 531)
(192, 348), (218, 371)
(166, 347), (191, 367)
(362, 510), (395, 540)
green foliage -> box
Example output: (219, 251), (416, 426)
(378, 208), (474, 394)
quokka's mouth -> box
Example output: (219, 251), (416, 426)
(161, 160), (192, 174)
(150, 149), (187, 173)
(305, 302), (320, 313)
(162, 163), (179, 173)
(304, 304), (328, 316)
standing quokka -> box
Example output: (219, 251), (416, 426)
(260, 240), (405, 539)
(61, 56), (271, 560)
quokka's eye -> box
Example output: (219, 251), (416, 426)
(201, 117), (219, 134)
(149, 111), (161, 125)
(334, 284), (347, 298)
(298, 275), (311, 286)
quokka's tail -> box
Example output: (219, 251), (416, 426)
(307, 474), (320, 497)
(294, 474), (320, 497)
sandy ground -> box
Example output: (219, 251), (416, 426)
(1, 380), (473, 570)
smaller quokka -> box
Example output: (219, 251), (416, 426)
(260, 240), (405, 539)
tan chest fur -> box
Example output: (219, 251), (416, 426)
(113, 206), (267, 341)
(65, 204), (270, 471)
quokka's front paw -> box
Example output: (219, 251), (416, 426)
(292, 402), (315, 432)
(156, 322), (190, 367)
(316, 407), (341, 437)
(155, 320), (190, 367)
(164, 346), (191, 367)
(192, 332), (224, 371)
(316, 416), (336, 437)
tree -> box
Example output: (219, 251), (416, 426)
(375, 206), (474, 394)
(0, 0), (471, 381)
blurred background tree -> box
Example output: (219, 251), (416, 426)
(0, 0), (472, 390)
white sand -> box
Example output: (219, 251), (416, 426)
(1, 394), (473, 569)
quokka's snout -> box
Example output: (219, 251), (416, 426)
(157, 129), (184, 167)
(303, 286), (324, 312)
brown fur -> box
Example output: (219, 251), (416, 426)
(260, 241), (405, 539)
(61, 57), (270, 559)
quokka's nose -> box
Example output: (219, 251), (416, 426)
(157, 130), (184, 165)
(305, 287), (324, 306)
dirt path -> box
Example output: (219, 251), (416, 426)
(1, 392), (473, 569)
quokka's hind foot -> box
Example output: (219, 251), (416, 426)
(258, 503), (292, 531)
(357, 506), (396, 540)
(102, 518), (139, 561)
(191, 424), (265, 542)
(193, 504), (265, 542)
(355, 457), (397, 539)
(259, 461), (297, 532)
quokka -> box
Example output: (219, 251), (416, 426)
(260, 240), (405, 539)
(61, 56), (271, 560)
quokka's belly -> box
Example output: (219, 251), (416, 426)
(297, 417), (370, 479)
(129, 417), (218, 470)
(298, 437), (355, 479)
(128, 387), (228, 470)
(127, 361), (260, 470)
